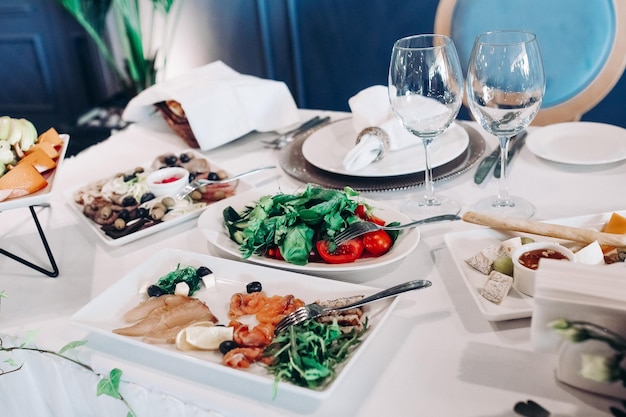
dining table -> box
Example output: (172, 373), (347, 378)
(1, 108), (625, 417)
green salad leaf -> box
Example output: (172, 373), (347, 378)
(262, 318), (369, 393)
(223, 185), (362, 265)
(154, 264), (202, 295)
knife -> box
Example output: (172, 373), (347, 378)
(493, 130), (527, 178)
(474, 146), (500, 184)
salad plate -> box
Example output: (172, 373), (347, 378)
(526, 122), (626, 165)
(71, 248), (399, 400)
(64, 150), (251, 246)
(444, 210), (626, 321)
(0, 133), (69, 212)
(197, 188), (420, 278)
(301, 119), (469, 177)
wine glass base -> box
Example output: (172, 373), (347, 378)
(401, 195), (461, 220)
(472, 196), (535, 219)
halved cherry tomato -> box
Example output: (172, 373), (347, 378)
(362, 230), (393, 257)
(265, 246), (284, 260)
(315, 239), (364, 264)
(355, 204), (385, 226)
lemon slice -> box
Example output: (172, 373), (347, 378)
(175, 322), (233, 351)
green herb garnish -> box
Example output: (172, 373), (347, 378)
(154, 264), (202, 295)
(263, 318), (369, 393)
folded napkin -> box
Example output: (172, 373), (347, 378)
(122, 61), (300, 150)
(343, 85), (419, 171)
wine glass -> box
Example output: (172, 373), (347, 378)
(388, 34), (464, 219)
(466, 31), (545, 218)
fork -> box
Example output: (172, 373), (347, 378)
(175, 165), (275, 199)
(333, 213), (461, 245)
(274, 279), (432, 333)
(261, 116), (330, 149)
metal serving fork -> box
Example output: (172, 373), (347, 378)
(175, 165), (276, 199)
(262, 116), (330, 149)
(274, 279), (432, 333)
(333, 214), (461, 245)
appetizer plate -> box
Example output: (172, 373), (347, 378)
(64, 150), (251, 246)
(301, 119), (469, 177)
(0, 133), (69, 212)
(526, 122), (626, 165)
(197, 188), (420, 279)
(71, 248), (399, 400)
(444, 210), (626, 321)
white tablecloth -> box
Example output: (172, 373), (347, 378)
(1, 110), (625, 416)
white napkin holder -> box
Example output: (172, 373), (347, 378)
(122, 61), (300, 150)
(531, 259), (626, 398)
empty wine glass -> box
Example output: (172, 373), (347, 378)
(388, 34), (464, 218)
(466, 31), (545, 218)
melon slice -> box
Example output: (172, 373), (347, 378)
(17, 148), (57, 173)
(26, 141), (59, 159)
(38, 127), (64, 147)
(0, 161), (48, 199)
(601, 212), (626, 253)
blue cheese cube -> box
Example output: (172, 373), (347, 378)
(480, 270), (513, 304)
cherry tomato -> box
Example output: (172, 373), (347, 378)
(362, 230), (392, 257)
(265, 246), (284, 260)
(355, 204), (385, 225)
(315, 239), (364, 264)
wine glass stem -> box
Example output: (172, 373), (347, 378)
(421, 137), (438, 206)
(495, 136), (512, 206)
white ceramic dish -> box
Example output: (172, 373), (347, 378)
(197, 188), (420, 279)
(526, 122), (626, 165)
(71, 248), (399, 400)
(301, 119), (469, 177)
(64, 150), (251, 247)
(443, 210), (626, 321)
(0, 133), (69, 212)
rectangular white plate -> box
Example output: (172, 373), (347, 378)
(0, 134), (69, 212)
(444, 210), (626, 321)
(71, 248), (397, 400)
(63, 150), (251, 246)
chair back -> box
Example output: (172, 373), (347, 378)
(434, 0), (626, 125)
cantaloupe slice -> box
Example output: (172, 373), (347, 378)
(601, 212), (626, 253)
(26, 141), (59, 159)
(38, 127), (64, 147)
(17, 148), (57, 173)
(0, 161), (48, 199)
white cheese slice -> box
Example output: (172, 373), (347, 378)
(480, 270), (514, 305)
(499, 236), (522, 256)
(575, 241), (605, 265)
(174, 281), (191, 296)
(465, 245), (501, 275)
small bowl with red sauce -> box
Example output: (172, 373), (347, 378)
(511, 242), (575, 296)
(147, 167), (190, 197)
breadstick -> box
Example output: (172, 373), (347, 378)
(462, 211), (626, 247)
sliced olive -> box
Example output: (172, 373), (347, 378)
(137, 207), (150, 218)
(219, 340), (239, 355)
(179, 153), (192, 163)
(140, 192), (156, 204)
(122, 196), (137, 206)
(207, 172), (220, 181)
(117, 209), (131, 222)
(196, 266), (212, 277)
(147, 285), (165, 297)
(164, 154), (178, 166)
(246, 281), (262, 293)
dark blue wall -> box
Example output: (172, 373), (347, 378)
(205, 0), (625, 127)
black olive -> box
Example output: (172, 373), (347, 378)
(188, 172), (197, 182)
(123, 173), (137, 182)
(164, 154), (178, 166)
(179, 153), (191, 163)
(147, 285), (164, 297)
(140, 192), (156, 203)
(219, 340), (239, 355)
(207, 172), (220, 181)
(117, 209), (131, 222)
(196, 266), (212, 277)
(246, 281), (262, 293)
(122, 196), (138, 206)
(137, 207), (150, 218)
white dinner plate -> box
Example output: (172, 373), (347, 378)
(0, 134), (69, 212)
(71, 248), (399, 400)
(197, 188), (420, 279)
(526, 122), (626, 165)
(64, 150), (251, 246)
(301, 119), (469, 177)
(444, 210), (626, 321)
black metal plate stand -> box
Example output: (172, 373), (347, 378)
(0, 205), (59, 277)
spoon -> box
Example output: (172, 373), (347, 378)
(175, 165), (276, 199)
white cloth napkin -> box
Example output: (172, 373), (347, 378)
(122, 61), (300, 150)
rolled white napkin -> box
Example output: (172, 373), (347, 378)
(123, 61), (300, 150)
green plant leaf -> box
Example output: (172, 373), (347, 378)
(58, 340), (88, 355)
(3, 358), (19, 367)
(97, 368), (123, 399)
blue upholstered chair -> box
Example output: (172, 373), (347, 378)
(434, 0), (626, 125)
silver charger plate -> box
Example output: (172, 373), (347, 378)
(279, 120), (486, 192)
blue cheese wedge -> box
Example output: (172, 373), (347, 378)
(465, 245), (501, 274)
(480, 270), (513, 304)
